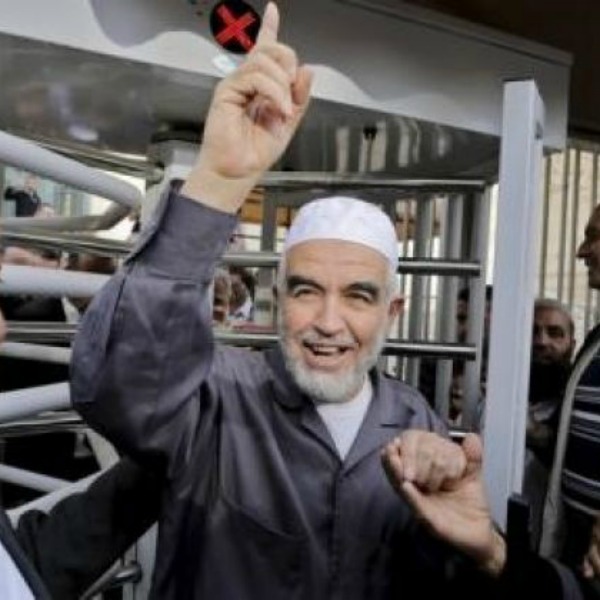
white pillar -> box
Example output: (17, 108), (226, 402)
(483, 79), (545, 528)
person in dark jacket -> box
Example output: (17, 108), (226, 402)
(0, 458), (160, 599)
(3, 173), (41, 217)
(0, 271), (160, 598)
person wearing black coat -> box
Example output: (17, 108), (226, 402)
(0, 457), (160, 599)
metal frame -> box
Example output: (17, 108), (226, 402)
(483, 79), (545, 528)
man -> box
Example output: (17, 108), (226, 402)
(524, 299), (575, 549)
(456, 284), (493, 347)
(211, 267), (232, 326)
(228, 265), (256, 322)
(542, 206), (600, 572)
(528, 298), (575, 466)
(70, 4), (588, 598)
(419, 285), (492, 418)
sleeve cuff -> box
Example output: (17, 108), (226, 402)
(126, 184), (239, 281)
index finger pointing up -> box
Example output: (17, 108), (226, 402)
(256, 2), (279, 45)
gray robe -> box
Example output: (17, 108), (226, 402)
(71, 189), (579, 599)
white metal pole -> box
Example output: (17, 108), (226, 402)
(0, 464), (70, 493)
(0, 382), (70, 421)
(0, 130), (142, 208)
(0, 265), (109, 297)
(0, 342), (71, 364)
(483, 79), (545, 528)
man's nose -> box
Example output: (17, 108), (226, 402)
(533, 328), (549, 347)
(313, 297), (345, 335)
(576, 240), (589, 259)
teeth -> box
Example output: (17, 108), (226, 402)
(313, 346), (338, 355)
(308, 344), (342, 356)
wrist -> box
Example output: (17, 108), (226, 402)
(181, 163), (258, 215)
(479, 527), (507, 577)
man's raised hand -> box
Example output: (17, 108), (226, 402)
(183, 2), (313, 213)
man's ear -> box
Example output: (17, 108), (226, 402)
(388, 296), (404, 320)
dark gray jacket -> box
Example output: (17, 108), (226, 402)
(71, 189), (584, 599)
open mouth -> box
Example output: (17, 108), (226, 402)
(301, 340), (357, 369)
(303, 340), (354, 355)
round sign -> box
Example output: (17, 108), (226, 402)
(210, 0), (261, 54)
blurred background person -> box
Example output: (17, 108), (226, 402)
(524, 298), (575, 549)
(211, 268), (232, 327)
(3, 172), (41, 217)
(1, 202), (61, 270)
(228, 265), (256, 323)
(0, 252), (116, 506)
(527, 298), (575, 467)
(419, 285), (493, 422)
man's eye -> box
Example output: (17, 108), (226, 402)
(290, 286), (315, 297)
(348, 291), (374, 304)
(547, 327), (565, 339)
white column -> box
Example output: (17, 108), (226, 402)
(483, 80), (545, 528)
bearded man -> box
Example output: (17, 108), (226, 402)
(71, 3), (589, 599)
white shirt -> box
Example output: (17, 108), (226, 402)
(316, 379), (372, 460)
(0, 540), (34, 600)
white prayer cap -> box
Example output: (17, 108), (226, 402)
(283, 196), (398, 268)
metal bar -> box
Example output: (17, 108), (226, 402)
(0, 232), (482, 277)
(539, 154), (552, 296)
(255, 195), (278, 326)
(0, 382), (70, 421)
(462, 189), (491, 430)
(0, 342), (71, 364)
(584, 151), (599, 333)
(0, 229), (131, 258)
(483, 80), (545, 528)
(4, 321), (476, 360)
(219, 332), (476, 359)
(8, 470), (102, 523)
(29, 134), (164, 183)
(557, 148), (571, 302)
(0, 414), (84, 438)
(224, 254), (481, 276)
(0, 202), (130, 233)
(81, 563), (142, 600)
(405, 195), (434, 386)
(0, 463), (70, 493)
(0, 130), (142, 209)
(568, 148), (581, 307)
(125, 526), (157, 600)
(6, 322), (78, 343)
(434, 195), (463, 420)
(0, 265), (109, 297)
(395, 199), (412, 378)
(262, 171), (487, 191)
(85, 429), (120, 471)
(422, 199), (437, 339)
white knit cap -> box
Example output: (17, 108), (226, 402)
(283, 196), (398, 268)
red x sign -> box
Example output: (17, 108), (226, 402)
(210, 1), (261, 54)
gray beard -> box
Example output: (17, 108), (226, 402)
(278, 311), (388, 404)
